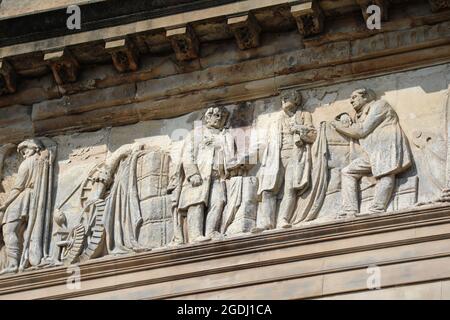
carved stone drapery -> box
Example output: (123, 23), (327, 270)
(291, 1), (324, 38)
(228, 13), (262, 50)
(105, 39), (140, 73)
(166, 25), (199, 61)
(44, 50), (80, 85)
(0, 138), (56, 274)
(0, 60), (17, 96)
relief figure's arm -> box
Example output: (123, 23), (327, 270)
(182, 132), (202, 186)
(297, 113), (317, 144)
(333, 104), (385, 139)
(0, 160), (29, 210)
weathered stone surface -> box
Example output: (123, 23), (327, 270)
(166, 25), (200, 61)
(1, 63), (447, 276)
(45, 50), (80, 86)
(228, 13), (262, 50)
(0, 60), (17, 96)
(428, 0), (450, 12)
(0, 0), (449, 300)
(0, 105), (33, 144)
(105, 39), (140, 73)
(291, 1), (325, 37)
(32, 83), (136, 121)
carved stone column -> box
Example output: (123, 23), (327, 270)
(227, 13), (262, 50)
(291, 1), (324, 37)
(0, 60), (17, 96)
(105, 39), (139, 73)
(44, 49), (80, 85)
(428, 0), (450, 12)
(166, 25), (199, 61)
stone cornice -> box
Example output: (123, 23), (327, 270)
(1, 0), (446, 97)
(0, 0), (239, 46)
(0, 16), (447, 142)
(0, 204), (449, 299)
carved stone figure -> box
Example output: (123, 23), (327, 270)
(331, 88), (412, 217)
(168, 168), (184, 245)
(253, 91), (317, 232)
(177, 106), (238, 243)
(0, 139), (56, 274)
(57, 142), (171, 263)
(100, 143), (147, 255)
(290, 121), (331, 224)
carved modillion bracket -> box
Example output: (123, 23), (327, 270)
(428, 0), (450, 12)
(44, 49), (80, 85)
(356, 0), (390, 22)
(105, 39), (140, 73)
(227, 13), (262, 50)
(166, 25), (199, 61)
(291, 1), (325, 38)
(0, 60), (17, 96)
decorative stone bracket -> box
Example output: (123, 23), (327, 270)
(356, 0), (390, 22)
(227, 13), (262, 50)
(166, 25), (199, 61)
(105, 38), (140, 73)
(44, 49), (80, 85)
(0, 60), (17, 96)
(291, 1), (324, 38)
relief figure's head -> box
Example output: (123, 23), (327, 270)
(280, 90), (302, 117)
(17, 139), (43, 158)
(350, 88), (376, 111)
(204, 105), (230, 130)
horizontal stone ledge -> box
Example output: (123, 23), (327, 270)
(0, 12), (448, 111)
(26, 47), (450, 137)
(0, 0), (298, 59)
(167, 255), (450, 300)
(32, 83), (136, 121)
(0, 0), (437, 99)
(304, 9), (450, 48)
(0, 204), (449, 299)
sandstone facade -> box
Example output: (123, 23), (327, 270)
(0, 0), (449, 299)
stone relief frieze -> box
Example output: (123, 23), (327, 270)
(0, 65), (449, 274)
(0, 138), (57, 273)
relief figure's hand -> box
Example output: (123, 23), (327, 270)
(189, 174), (203, 187)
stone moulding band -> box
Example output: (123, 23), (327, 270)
(0, 0), (298, 59)
(0, 204), (449, 298)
